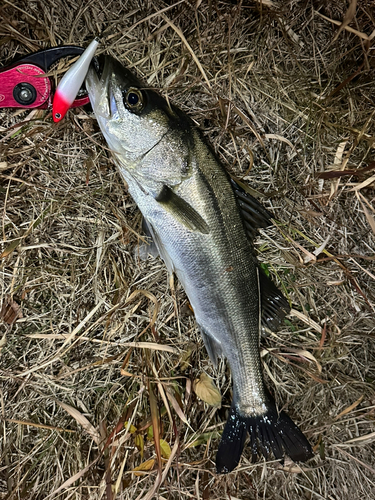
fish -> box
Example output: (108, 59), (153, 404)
(85, 56), (313, 473)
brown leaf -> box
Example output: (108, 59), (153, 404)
(0, 296), (23, 325)
(0, 238), (22, 259)
(148, 381), (162, 472)
(193, 373), (221, 407)
(334, 395), (364, 421)
(58, 401), (101, 445)
(45, 458), (100, 498)
(316, 162), (375, 179)
(166, 388), (189, 426)
(179, 342), (195, 371)
(281, 348), (322, 373)
(356, 192), (375, 236)
(132, 458), (155, 476)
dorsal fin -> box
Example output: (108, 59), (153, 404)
(230, 180), (289, 331)
(259, 269), (290, 333)
(230, 178), (272, 240)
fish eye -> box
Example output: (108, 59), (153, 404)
(123, 87), (144, 112)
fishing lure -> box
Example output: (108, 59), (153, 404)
(52, 37), (100, 122)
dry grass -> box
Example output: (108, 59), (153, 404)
(1, 0), (375, 499)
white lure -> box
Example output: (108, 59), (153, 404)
(52, 37), (100, 122)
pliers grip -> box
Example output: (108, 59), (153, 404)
(0, 45), (95, 109)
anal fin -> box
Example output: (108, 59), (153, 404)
(199, 325), (222, 367)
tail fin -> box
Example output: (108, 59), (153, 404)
(216, 401), (313, 473)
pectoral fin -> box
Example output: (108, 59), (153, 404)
(156, 185), (209, 234)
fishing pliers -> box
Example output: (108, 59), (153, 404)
(0, 45), (92, 110)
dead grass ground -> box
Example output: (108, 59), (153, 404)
(1, 1), (375, 499)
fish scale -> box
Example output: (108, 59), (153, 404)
(85, 55), (313, 473)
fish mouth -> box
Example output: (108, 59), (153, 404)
(86, 55), (111, 113)
(93, 54), (105, 80)
(87, 54), (106, 82)
(86, 55), (145, 109)
(86, 56), (127, 120)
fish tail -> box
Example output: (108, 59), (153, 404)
(216, 398), (313, 473)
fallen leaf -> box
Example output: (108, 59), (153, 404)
(290, 309), (322, 333)
(58, 401), (101, 445)
(332, 0), (357, 43)
(356, 192), (375, 236)
(124, 421), (137, 434)
(281, 349), (322, 373)
(315, 9), (373, 41)
(159, 439), (171, 459)
(166, 388), (190, 426)
(147, 425), (154, 440)
(148, 381), (161, 472)
(180, 342), (195, 371)
(0, 296), (23, 324)
(0, 333), (6, 354)
(0, 239), (22, 259)
(45, 457), (100, 498)
(193, 373), (221, 407)
(135, 434), (144, 460)
(349, 173), (375, 192)
(184, 430), (221, 449)
(334, 395), (364, 421)
(132, 458), (155, 476)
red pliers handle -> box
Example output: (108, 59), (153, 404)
(0, 45), (95, 110)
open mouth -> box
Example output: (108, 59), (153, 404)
(92, 54), (105, 80)
(86, 56), (125, 120)
(85, 55), (112, 114)
(86, 55), (105, 88)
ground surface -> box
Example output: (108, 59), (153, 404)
(1, 1), (375, 499)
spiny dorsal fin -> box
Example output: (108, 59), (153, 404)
(156, 185), (210, 234)
(230, 178), (272, 240)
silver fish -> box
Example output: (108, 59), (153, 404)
(86, 56), (313, 472)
